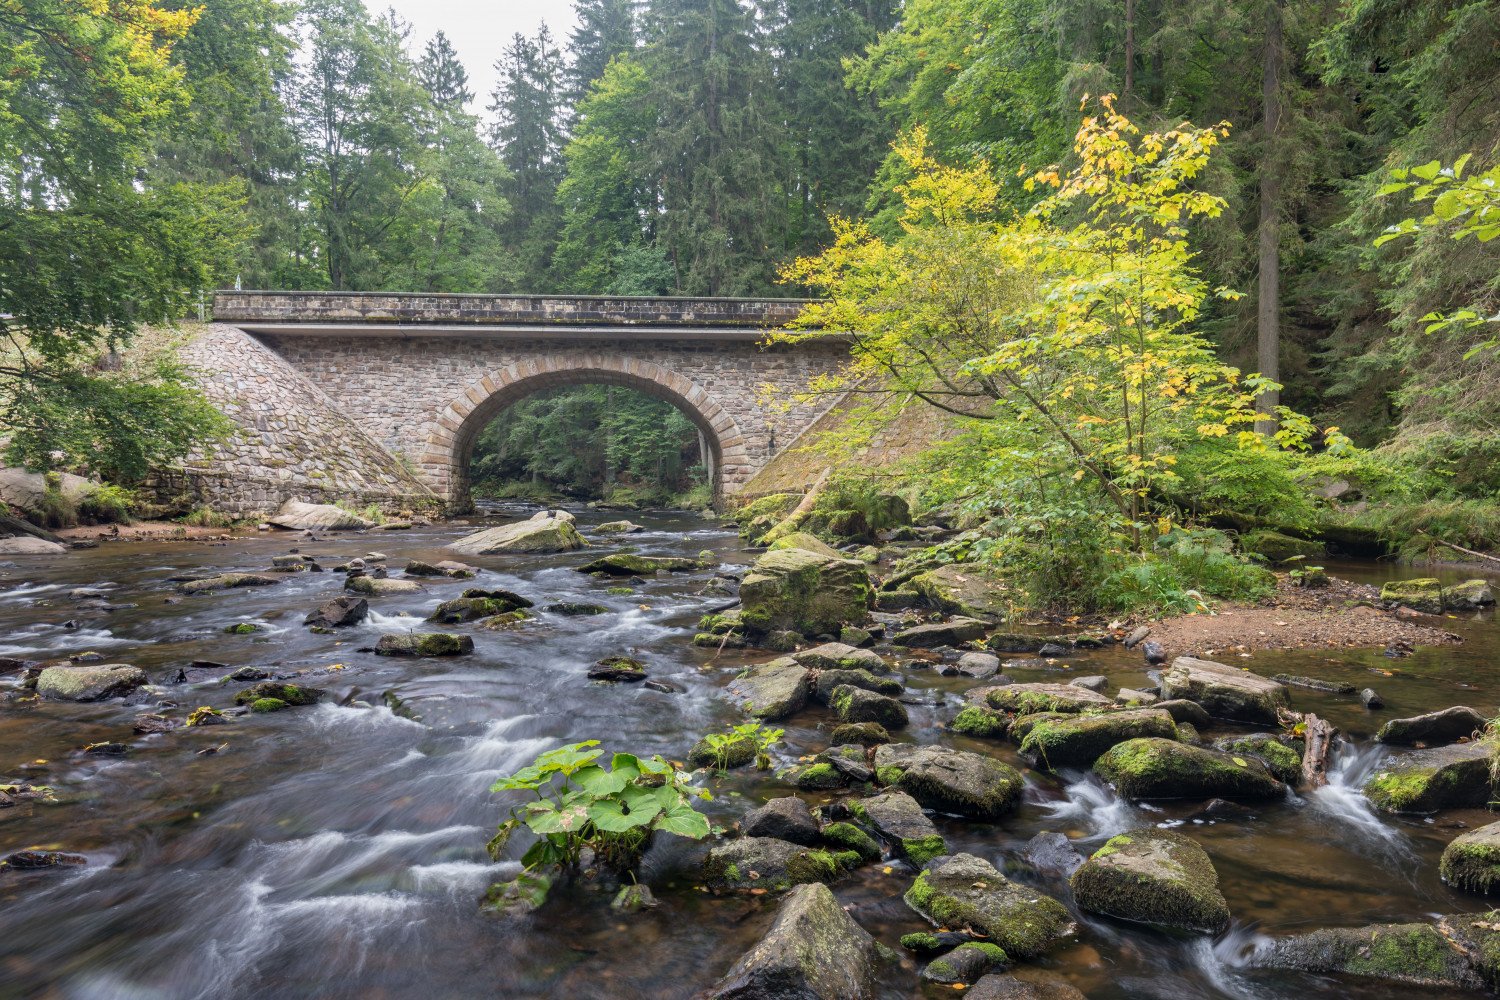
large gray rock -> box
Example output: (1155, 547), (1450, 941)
(1160, 656), (1288, 725)
(1363, 741), (1496, 813)
(702, 837), (844, 892)
(1070, 827), (1229, 932)
(0, 468), (92, 512)
(873, 743), (1023, 819)
(853, 790), (945, 866)
(449, 512), (587, 554)
(743, 797), (821, 846)
(891, 618), (988, 648)
(1018, 709), (1178, 770)
(906, 853), (1074, 960)
(0, 536), (68, 555)
(1095, 738), (1285, 800)
(177, 573), (282, 594)
(739, 548), (872, 637)
(790, 642), (886, 674)
(36, 664), (147, 701)
(968, 973), (1087, 1000)
(829, 685), (908, 729)
(344, 576), (423, 596)
(984, 683), (1112, 715)
(726, 658), (811, 720)
(1255, 922), (1482, 989)
(268, 500), (374, 531)
(304, 596), (368, 629)
(1376, 706), (1488, 747)
(699, 882), (881, 1000)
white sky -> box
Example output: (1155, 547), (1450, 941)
(381, 0), (579, 111)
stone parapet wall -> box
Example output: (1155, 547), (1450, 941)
(165, 325), (442, 516)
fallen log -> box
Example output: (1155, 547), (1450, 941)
(758, 468), (831, 546)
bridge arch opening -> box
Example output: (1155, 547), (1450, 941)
(420, 360), (753, 513)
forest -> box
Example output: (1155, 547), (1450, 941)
(2, 0), (1498, 537)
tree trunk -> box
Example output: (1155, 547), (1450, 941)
(1124, 0), (1136, 98)
(1255, 0), (1285, 436)
(1302, 714), (1335, 789)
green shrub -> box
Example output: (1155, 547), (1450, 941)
(77, 483), (134, 525)
(181, 506), (233, 528)
(33, 473), (78, 529)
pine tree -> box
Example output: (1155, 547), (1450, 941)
(418, 30), (474, 113)
(568, 0), (638, 100)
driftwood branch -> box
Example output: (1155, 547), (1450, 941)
(1418, 530), (1500, 566)
(1301, 714), (1336, 790)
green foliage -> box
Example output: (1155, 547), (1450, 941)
(698, 722), (783, 772)
(488, 741), (713, 901)
(77, 485), (136, 526)
(182, 506), (234, 528)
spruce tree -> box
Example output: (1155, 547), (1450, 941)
(568, 0), (638, 100)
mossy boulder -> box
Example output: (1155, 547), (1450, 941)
(1240, 529), (1324, 564)
(739, 548), (873, 637)
(951, 705), (1011, 738)
(790, 641), (887, 674)
(1095, 737), (1286, 800)
(909, 563), (1011, 623)
(699, 882), (881, 1000)
(921, 942), (1009, 986)
(852, 790), (945, 865)
(688, 733), (759, 770)
(448, 513), (587, 554)
(1363, 741), (1496, 814)
(1256, 922), (1482, 989)
(1380, 577), (1444, 614)
(477, 609), (535, 630)
(1440, 913), (1500, 988)
(427, 595), (529, 623)
(576, 553), (702, 575)
(1020, 709), (1178, 770)
(812, 743), (875, 783)
(791, 761), (848, 791)
(1160, 656), (1289, 725)
(177, 572), (282, 594)
(873, 743), (1023, 819)
(35, 663), (146, 701)
(1212, 734), (1303, 784)
(250, 697), (288, 713)
(375, 632), (474, 657)
(830, 722), (890, 747)
(587, 655), (647, 682)
(830, 685), (908, 729)
(726, 658), (811, 720)
(703, 837), (846, 892)
(812, 669), (902, 704)
(594, 520), (645, 534)
(1443, 579), (1496, 609)
(1070, 828), (1229, 933)
(891, 617), (988, 648)
(402, 559), (477, 578)
(736, 492), (800, 531)
(905, 853), (1075, 960)
(1376, 706), (1488, 747)
(767, 531), (842, 558)
(344, 576), (423, 596)
(820, 821), (882, 863)
(1440, 821), (1500, 894)
(984, 683), (1113, 715)
(233, 681), (322, 707)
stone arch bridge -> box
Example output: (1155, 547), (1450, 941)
(168, 292), (849, 515)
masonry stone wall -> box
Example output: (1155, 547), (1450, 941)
(166, 325), (442, 516)
(259, 334), (850, 507)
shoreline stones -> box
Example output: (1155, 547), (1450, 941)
(1070, 828), (1229, 933)
(905, 853), (1074, 960)
(892, 618), (987, 648)
(1160, 657), (1288, 725)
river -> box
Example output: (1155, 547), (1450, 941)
(0, 506), (1496, 999)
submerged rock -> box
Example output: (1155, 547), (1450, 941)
(1070, 828), (1229, 932)
(905, 853), (1074, 960)
(304, 595), (369, 629)
(891, 618), (988, 648)
(1160, 656), (1288, 725)
(374, 633), (474, 657)
(853, 790), (946, 865)
(1, 850), (87, 871)
(726, 658), (810, 720)
(967, 973), (1087, 1000)
(1440, 821), (1500, 894)
(1019, 709), (1178, 770)
(268, 500), (374, 531)
(1364, 741), (1495, 814)
(921, 942), (1009, 986)
(344, 576), (422, 596)
(448, 513), (587, 555)
(984, 683), (1112, 715)
(1256, 921), (1482, 989)
(873, 743), (1023, 819)
(1094, 737), (1285, 800)
(35, 663), (146, 701)
(176, 573), (282, 595)
(1376, 706), (1487, 747)
(702, 837), (847, 892)
(739, 548), (872, 638)
(699, 882), (881, 1000)
(588, 655), (647, 682)
(576, 553), (702, 575)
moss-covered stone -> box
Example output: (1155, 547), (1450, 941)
(694, 631), (748, 648)
(1380, 577), (1444, 613)
(1070, 828), (1229, 932)
(477, 609), (535, 630)
(375, 632), (475, 657)
(874, 743), (1023, 819)
(1212, 734), (1303, 784)
(428, 595), (528, 623)
(699, 610), (744, 635)
(891, 617), (988, 648)
(909, 563), (1011, 623)
(250, 697), (288, 713)
(1159, 656), (1289, 725)
(813, 669), (902, 704)
(1240, 529), (1324, 564)
(922, 941), (1009, 986)
(853, 790), (946, 865)
(687, 733), (760, 770)
(184, 706), (225, 727)
(703, 837), (844, 892)
(830, 722), (890, 747)
(792, 762), (847, 791)
(233, 681), (322, 707)
(449, 514), (587, 555)
(1020, 709), (1178, 770)
(985, 683), (1113, 715)
(830, 685), (908, 729)
(1007, 711), (1071, 742)
(904, 853), (1074, 960)
(727, 658), (811, 720)
(1257, 922), (1480, 989)
(576, 553), (702, 575)
(1364, 741), (1496, 814)
(821, 821), (882, 862)
(1094, 737), (1285, 800)
(767, 531), (841, 558)
(951, 704), (1011, 738)
(1443, 579), (1496, 609)
(740, 547), (872, 638)
(35, 664), (147, 702)
(176, 573), (282, 594)
(224, 622), (260, 635)
(790, 642), (887, 673)
(736, 493), (800, 535)
(1440, 821), (1500, 894)
(1377, 706), (1488, 747)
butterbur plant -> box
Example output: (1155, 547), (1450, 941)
(486, 741), (712, 909)
(702, 722), (784, 772)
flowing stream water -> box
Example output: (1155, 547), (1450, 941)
(0, 506), (1497, 999)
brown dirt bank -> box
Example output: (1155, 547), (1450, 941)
(56, 521), (235, 542)
(1139, 574), (1464, 658)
